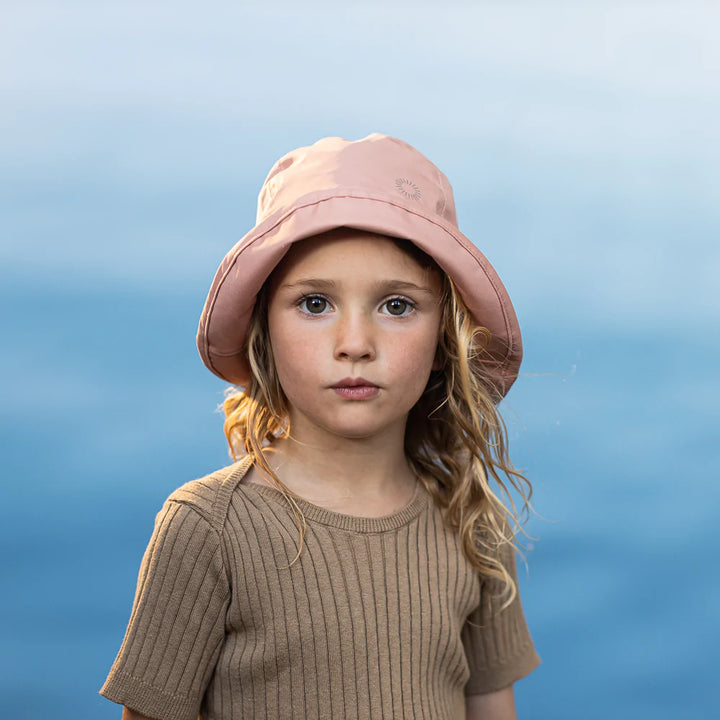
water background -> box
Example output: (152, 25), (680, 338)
(2, 3), (719, 718)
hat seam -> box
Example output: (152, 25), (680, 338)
(434, 164), (447, 218)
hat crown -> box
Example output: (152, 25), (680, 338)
(256, 133), (458, 227)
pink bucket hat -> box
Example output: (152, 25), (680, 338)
(197, 133), (522, 399)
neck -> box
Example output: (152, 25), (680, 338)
(262, 424), (416, 509)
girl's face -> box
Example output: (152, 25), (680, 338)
(267, 228), (444, 444)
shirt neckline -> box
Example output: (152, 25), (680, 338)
(233, 457), (429, 533)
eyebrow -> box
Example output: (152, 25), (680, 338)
(279, 278), (437, 295)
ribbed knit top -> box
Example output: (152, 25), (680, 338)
(100, 457), (540, 720)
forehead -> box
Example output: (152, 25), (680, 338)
(270, 228), (439, 285)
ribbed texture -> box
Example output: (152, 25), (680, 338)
(101, 459), (539, 719)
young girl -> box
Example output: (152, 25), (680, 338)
(100, 133), (540, 720)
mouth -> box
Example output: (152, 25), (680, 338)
(330, 377), (380, 399)
(331, 377), (378, 389)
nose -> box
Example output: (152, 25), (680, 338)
(333, 311), (376, 362)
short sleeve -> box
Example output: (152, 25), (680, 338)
(100, 499), (230, 720)
(462, 542), (541, 695)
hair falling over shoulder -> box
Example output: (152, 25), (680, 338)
(221, 271), (533, 608)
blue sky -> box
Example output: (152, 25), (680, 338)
(4, 2), (718, 318)
(2, 3), (719, 719)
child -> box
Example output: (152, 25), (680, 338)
(100, 133), (541, 720)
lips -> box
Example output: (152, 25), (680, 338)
(331, 377), (378, 389)
(331, 377), (380, 400)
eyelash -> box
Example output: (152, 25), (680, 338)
(296, 294), (416, 317)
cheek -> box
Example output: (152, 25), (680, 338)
(387, 328), (440, 382)
(268, 317), (321, 386)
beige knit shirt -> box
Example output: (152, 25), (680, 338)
(100, 457), (540, 720)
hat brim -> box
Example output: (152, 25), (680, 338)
(197, 188), (522, 399)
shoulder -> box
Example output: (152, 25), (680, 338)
(165, 455), (254, 532)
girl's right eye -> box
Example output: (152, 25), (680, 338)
(299, 296), (329, 314)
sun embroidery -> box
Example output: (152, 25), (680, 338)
(395, 178), (422, 201)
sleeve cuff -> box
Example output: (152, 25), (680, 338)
(100, 668), (200, 720)
(464, 643), (541, 696)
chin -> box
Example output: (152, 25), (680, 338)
(325, 423), (388, 441)
(289, 403), (411, 443)
(310, 415), (403, 442)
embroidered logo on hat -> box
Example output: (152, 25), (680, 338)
(395, 178), (422, 201)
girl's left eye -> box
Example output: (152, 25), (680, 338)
(382, 298), (413, 316)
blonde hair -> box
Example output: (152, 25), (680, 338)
(222, 238), (532, 606)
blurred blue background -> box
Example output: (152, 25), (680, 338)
(2, 2), (718, 718)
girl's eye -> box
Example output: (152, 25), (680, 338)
(383, 298), (412, 316)
(299, 296), (329, 314)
